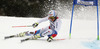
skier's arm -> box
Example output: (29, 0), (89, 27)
(32, 16), (48, 28)
(37, 16), (48, 23)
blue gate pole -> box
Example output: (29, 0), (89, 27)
(69, 3), (75, 39)
(97, 0), (99, 40)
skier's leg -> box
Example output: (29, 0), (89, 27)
(48, 30), (57, 38)
(17, 26), (48, 37)
(39, 29), (57, 42)
(41, 29), (53, 37)
(32, 27), (49, 39)
(20, 26), (49, 40)
(17, 31), (34, 37)
(5, 27), (48, 39)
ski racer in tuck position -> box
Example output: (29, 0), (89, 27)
(5, 10), (62, 42)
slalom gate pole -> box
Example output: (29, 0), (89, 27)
(97, 0), (99, 40)
(69, 3), (75, 39)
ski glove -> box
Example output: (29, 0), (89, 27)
(32, 22), (39, 28)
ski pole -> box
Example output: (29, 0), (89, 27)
(12, 25), (33, 28)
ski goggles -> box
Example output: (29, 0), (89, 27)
(49, 16), (55, 19)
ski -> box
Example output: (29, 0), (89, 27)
(21, 38), (66, 43)
(4, 35), (17, 39)
(21, 38), (32, 43)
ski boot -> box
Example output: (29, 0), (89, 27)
(47, 36), (53, 42)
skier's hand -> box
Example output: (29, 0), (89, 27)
(32, 22), (39, 28)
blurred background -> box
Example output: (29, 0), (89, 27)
(0, 0), (100, 20)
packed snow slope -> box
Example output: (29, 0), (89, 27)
(0, 16), (100, 49)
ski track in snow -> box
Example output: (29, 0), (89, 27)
(0, 16), (100, 49)
(82, 40), (100, 49)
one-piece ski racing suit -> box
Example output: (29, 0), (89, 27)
(27, 16), (61, 38)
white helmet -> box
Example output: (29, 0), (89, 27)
(48, 10), (57, 17)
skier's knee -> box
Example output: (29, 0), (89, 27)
(51, 34), (57, 38)
(48, 30), (57, 38)
(34, 29), (41, 35)
(30, 32), (34, 34)
(25, 31), (34, 36)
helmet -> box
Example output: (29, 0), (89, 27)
(48, 10), (57, 17)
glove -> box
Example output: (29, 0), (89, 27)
(32, 22), (39, 28)
(47, 36), (53, 42)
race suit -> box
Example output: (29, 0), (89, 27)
(27, 16), (61, 38)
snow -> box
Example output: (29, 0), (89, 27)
(0, 16), (100, 49)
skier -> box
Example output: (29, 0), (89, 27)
(5, 10), (62, 42)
